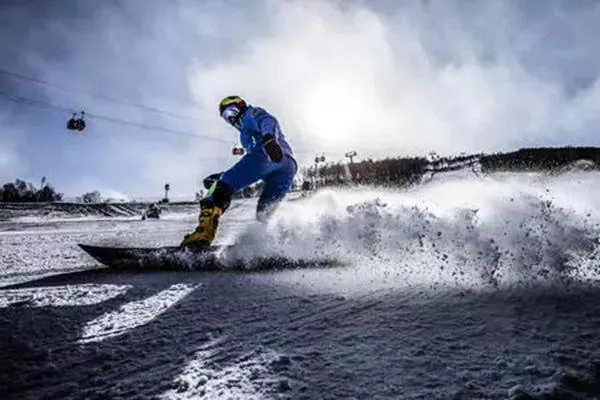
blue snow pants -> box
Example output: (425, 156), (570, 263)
(220, 152), (297, 221)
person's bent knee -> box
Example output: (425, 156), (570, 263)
(256, 200), (280, 222)
(201, 181), (234, 211)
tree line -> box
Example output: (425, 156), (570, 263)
(303, 156), (429, 188)
(2, 146), (599, 202)
(302, 146), (600, 189)
(479, 147), (600, 172)
(0, 178), (63, 202)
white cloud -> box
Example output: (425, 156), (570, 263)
(189, 0), (600, 163)
(0, 116), (26, 183)
(0, 143), (22, 183)
(2, 0), (600, 196)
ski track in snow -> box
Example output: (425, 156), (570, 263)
(78, 283), (198, 344)
(0, 283), (131, 308)
(2, 172), (600, 399)
(160, 338), (285, 400)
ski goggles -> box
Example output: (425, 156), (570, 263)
(220, 105), (241, 125)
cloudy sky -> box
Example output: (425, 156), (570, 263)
(0, 0), (599, 199)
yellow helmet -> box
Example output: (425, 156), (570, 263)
(219, 96), (247, 114)
(218, 96), (248, 126)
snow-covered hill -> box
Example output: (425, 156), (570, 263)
(0, 201), (201, 222)
(1, 171), (600, 399)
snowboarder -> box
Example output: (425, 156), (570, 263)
(181, 95), (297, 248)
(142, 203), (161, 220)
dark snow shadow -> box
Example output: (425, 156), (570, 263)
(155, 281), (600, 400)
(0, 270), (213, 399)
(2, 270), (600, 400)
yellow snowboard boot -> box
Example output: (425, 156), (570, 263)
(180, 205), (223, 248)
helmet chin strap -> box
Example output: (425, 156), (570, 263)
(231, 108), (245, 129)
(221, 104), (246, 128)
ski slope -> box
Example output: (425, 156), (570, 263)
(1, 171), (600, 399)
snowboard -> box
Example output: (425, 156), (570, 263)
(78, 243), (339, 271)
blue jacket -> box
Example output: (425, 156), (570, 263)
(235, 105), (294, 160)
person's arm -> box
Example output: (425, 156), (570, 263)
(257, 114), (284, 163)
(202, 172), (222, 189)
(262, 134), (283, 162)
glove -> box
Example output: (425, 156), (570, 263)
(263, 134), (283, 163)
(203, 172), (222, 189)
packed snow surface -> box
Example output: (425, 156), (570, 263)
(2, 171), (600, 399)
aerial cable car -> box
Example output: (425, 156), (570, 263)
(67, 111), (86, 132)
(232, 144), (244, 156)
